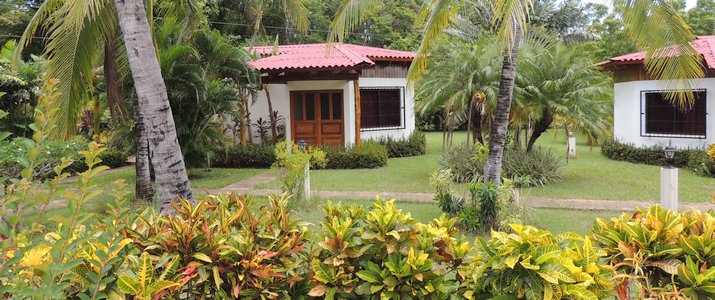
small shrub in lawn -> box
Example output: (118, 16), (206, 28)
(502, 147), (564, 186)
(375, 130), (426, 157)
(440, 143), (563, 186)
(319, 141), (388, 169)
(213, 143), (276, 168)
(96, 149), (128, 168)
(273, 141), (327, 201)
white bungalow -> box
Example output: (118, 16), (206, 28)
(598, 36), (715, 149)
(247, 43), (417, 146)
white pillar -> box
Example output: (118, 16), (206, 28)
(567, 136), (576, 159)
(303, 162), (311, 200)
(660, 167), (678, 211)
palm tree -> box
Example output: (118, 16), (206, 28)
(330, 0), (703, 184)
(415, 38), (500, 147)
(114, 0), (194, 213)
(515, 41), (611, 152)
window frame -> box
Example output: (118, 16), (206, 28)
(359, 86), (406, 132)
(639, 89), (707, 139)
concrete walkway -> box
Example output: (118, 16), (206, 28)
(207, 173), (715, 212)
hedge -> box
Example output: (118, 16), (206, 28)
(601, 139), (715, 178)
(318, 141), (388, 169)
(375, 130), (426, 158)
(212, 143), (276, 168)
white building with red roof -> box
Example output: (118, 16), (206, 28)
(598, 36), (715, 148)
(247, 43), (417, 146)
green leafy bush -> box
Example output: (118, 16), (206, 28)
(96, 149), (129, 169)
(319, 141), (388, 169)
(375, 130), (426, 158)
(213, 143), (276, 168)
(687, 150), (715, 178)
(309, 198), (469, 299)
(460, 224), (613, 299)
(440, 143), (563, 186)
(273, 141), (327, 201)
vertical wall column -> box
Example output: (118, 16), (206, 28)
(353, 79), (361, 146)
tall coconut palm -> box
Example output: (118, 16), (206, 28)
(114, 0), (194, 213)
(330, 0), (703, 184)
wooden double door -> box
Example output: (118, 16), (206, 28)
(290, 90), (344, 145)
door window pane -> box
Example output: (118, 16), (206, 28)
(320, 93), (331, 120)
(305, 93), (315, 120)
(332, 93), (342, 120)
(293, 94), (304, 121)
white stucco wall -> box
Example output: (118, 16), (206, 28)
(249, 77), (415, 146)
(613, 78), (715, 149)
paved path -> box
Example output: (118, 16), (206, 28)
(207, 173), (715, 212)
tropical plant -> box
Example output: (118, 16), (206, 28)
(0, 40), (43, 137)
(273, 141), (327, 201)
(590, 206), (715, 299)
(515, 41), (612, 150)
(121, 194), (313, 299)
(330, 0), (705, 185)
(310, 198), (468, 299)
(460, 224), (613, 300)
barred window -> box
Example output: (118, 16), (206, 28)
(360, 88), (402, 129)
(642, 90), (706, 138)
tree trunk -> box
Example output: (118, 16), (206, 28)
(244, 101), (253, 144)
(526, 110), (553, 152)
(264, 84), (278, 142)
(104, 38), (127, 127)
(483, 17), (522, 184)
(471, 103), (484, 145)
(133, 91), (154, 202)
(114, 0), (194, 213)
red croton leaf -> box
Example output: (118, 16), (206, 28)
(152, 290), (169, 300)
(258, 250), (280, 259)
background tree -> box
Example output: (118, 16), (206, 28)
(0, 40), (43, 137)
(331, 0), (703, 184)
(683, 0), (715, 35)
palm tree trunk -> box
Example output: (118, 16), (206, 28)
(133, 90), (154, 202)
(484, 17), (522, 184)
(526, 110), (553, 152)
(114, 0), (194, 213)
(264, 84), (278, 142)
(104, 38), (126, 127)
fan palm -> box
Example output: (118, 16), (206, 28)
(330, 0), (703, 183)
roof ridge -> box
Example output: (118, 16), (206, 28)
(333, 44), (374, 65)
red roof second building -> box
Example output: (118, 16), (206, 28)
(249, 43), (416, 72)
(598, 36), (715, 70)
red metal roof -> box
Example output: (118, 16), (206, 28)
(249, 43), (415, 72)
(598, 36), (715, 70)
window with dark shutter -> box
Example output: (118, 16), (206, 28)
(360, 88), (403, 130)
(642, 90), (707, 138)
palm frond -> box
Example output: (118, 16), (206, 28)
(615, 0), (703, 108)
(328, 0), (383, 44)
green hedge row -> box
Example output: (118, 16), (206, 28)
(213, 141), (390, 169)
(0, 137), (128, 180)
(318, 141), (388, 169)
(601, 139), (715, 177)
(375, 130), (426, 158)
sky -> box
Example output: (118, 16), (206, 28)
(582, 0), (697, 10)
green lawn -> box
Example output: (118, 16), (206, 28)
(257, 131), (714, 202)
(525, 134), (714, 203)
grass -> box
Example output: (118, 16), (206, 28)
(524, 133), (714, 203)
(257, 131), (714, 202)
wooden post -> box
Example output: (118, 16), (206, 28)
(353, 79), (361, 146)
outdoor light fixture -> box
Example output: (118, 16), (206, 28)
(298, 139), (307, 151)
(664, 143), (676, 168)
